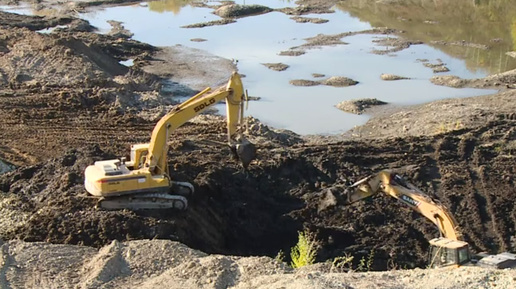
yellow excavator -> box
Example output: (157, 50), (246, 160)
(84, 72), (256, 210)
(341, 169), (516, 269)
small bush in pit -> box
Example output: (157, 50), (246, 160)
(290, 230), (318, 268)
(331, 253), (354, 272)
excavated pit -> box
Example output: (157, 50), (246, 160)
(1, 118), (516, 271)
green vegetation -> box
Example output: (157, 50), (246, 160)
(435, 120), (464, 134)
(290, 230), (318, 268)
(148, 0), (194, 14)
(274, 249), (285, 264)
(356, 248), (375, 272)
(331, 253), (354, 272)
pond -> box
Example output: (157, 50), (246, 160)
(5, 0), (513, 135)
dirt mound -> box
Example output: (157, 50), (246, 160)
(289, 76), (358, 87)
(214, 4), (272, 18)
(1, 239), (514, 288)
(336, 98), (387, 114)
(0, 27), (125, 88)
(430, 68), (516, 89)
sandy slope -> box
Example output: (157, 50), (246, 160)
(1, 239), (515, 289)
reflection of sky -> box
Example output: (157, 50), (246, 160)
(0, 160), (15, 174)
(5, 1), (497, 135)
(0, 4), (32, 14)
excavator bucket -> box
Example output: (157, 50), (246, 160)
(232, 137), (256, 170)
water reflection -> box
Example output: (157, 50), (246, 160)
(148, 0), (193, 14)
(147, 0), (296, 14)
(0, 160), (15, 174)
(336, 0), (516, 74)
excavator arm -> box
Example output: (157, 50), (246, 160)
(342, 170), (516, 269)
(145, 72), (248, 175)
(341, 169), (474, 268)
(343, 169), (461, 241)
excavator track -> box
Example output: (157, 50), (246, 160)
(98, 193), (188, 210)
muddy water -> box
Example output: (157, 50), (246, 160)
(6, 0), (502, 135)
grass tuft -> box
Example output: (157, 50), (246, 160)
(290, 230), (318, 268)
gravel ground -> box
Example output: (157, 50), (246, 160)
(1, 239), (515, 289)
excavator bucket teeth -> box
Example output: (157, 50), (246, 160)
(236, 139), (256, 169)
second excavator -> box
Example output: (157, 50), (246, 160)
(84, 72), (255, 210)
(340, 169), (516, 269)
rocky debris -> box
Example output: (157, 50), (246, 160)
(107, 20), (133, 39)
(276, 6), (335, 16)
(214, 4), (272, 18)
(289, 28), (399, 51)
(430, 40), (490, 50)
(430, 68), (516, 89)
(290, 76), (358, 87)
(300, 33), (349, 48)
(181, 19), (236, 28)
(290, 16), (329, 24)
(262, 63), (290, 71)
(345, 89), (516, 140)
(422, 61), (450, 73)
(290, 79), (321, 86)
(507, 51), (516, 58)
(322, 76), (359, 87)
(336, 98), (388, 114)
(380, 74), (410, 81)
(279, 50), (306, 56)
(312, 73), (326, 78)
(432, 66), (450, 73)
(372, 37), (423, 55)
(430, 75), (469, 88)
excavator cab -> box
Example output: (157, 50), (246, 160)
(428, 237), (471, 268)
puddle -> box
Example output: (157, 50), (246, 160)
(120, 59), (134, 67)
(37, 25), (69, 34)
(3, 0), (505, 135)
(0, 160), (15, 174)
